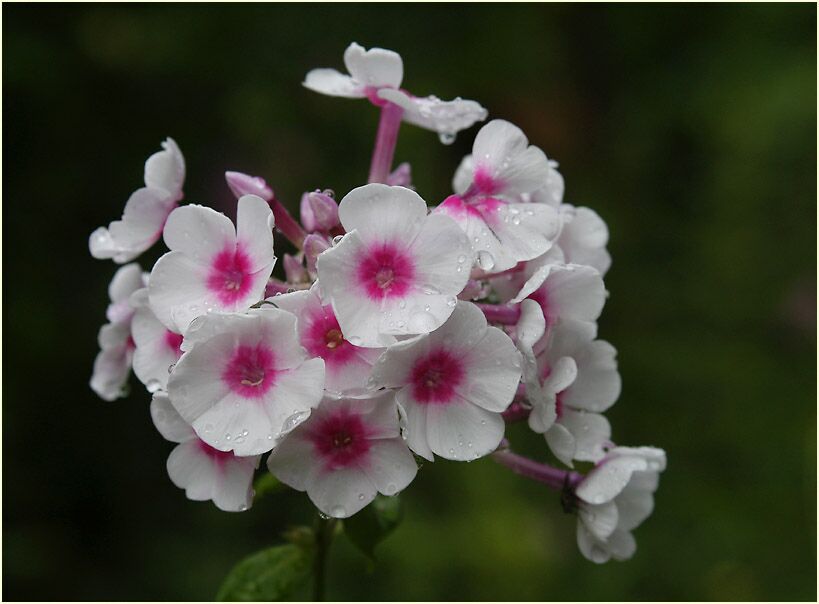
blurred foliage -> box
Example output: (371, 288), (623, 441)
(3, 3), (816, 601)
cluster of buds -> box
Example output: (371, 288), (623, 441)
(89, 42), (665, 563)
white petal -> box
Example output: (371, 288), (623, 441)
(303, 68), (365, 97)
(150, 391), (194, 443)
(558, 205), (611, 276)
(213, 454), (260, 512)
(607, 529), (638, 561)
(425, 397), (505, 461)
(576, 522), (612, 564)
(307, 466), (378, 518)
(452, 155), (474, 195)
(266, 433), (320, 491)
(163, 204), (236, 262)
(132, 306), (181, 391)
(395, 391), (433, 461)
(236, 194), (276, 272)
(108, 263), (145, 304)
(558, 409), (610, 463)
(544, 422), (576, 466)
(370, 335), (428, 389)
(512, 263), (606, 325)
(90, 339), (132, 401)
(472, 120), (529, 175)
(409, 211), (471, 289)
(495, 145), (550, 196)
(575, 455), (650, 505)
(148, 252), (214, 332)
(362, 439), (418, 496)
(543, 356), (578, 394)
(579, 500), (619, 541)
(615, 479), (656, 532)
(377, 89), (487, 135)
(562, 340), (621, 412)
(338, 184), (427, 243)
(144, 137), (185, 197)
(529, 161), (564, 207)
(487, 202), (560, 263)
(458, 325), (521, 413)
(343, 42), (403, 89)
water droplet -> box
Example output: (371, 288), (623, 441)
(322, 188), (335, 199)
(238, 504), (248, 512)
(512, 215), (521, 225)
(167, 363), (176, 374)
(457, 254), (467, 263)
(422, 284), (441, 295)
(438, 131), (456, 145)
(224, 433), (232, 440)
(318, 512), (330, 520)
(408, 310), (437, 332)
(424, 305), (431, 312)
(448, 448), (455, 455)
(480, 419), (487, 425)
(358, 493), (365, 501)
(384, 483), (397, 495)
(203, 423), (213, 433)
(330, 505), (346, 517)
(348, 335), (362, 346)
(332, 234), (344, 246)
(446, 296), (457, 308)
(398, 300), (407, 309)
(145, 379), (162, 392)
(477, 251), (495, 270)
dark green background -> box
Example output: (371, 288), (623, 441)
(3, 3), (816, 601)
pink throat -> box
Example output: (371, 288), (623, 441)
(164, 330), (184, 357)
(197, 438), (234, 463)
(409, 347), (465, 404)
(303, 305), (357, 367)
(356, 242), (415, 300)
(222, 344), (277, 398)
(308, 408), (372, 471)
(207, 244), (255, 304)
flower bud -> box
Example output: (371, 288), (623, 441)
(300, 190), (340, 232)
(225, 171), (273, 201)
(283, 253), (307, 284)
(387, 162), (413, 188)
(303, 233), (331, 277)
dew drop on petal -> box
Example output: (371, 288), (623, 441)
(477, 251), (495, 270)
(446, 296), (457, 308)
(332, 235), (344, 246)
(330, 505), (346, 517)
(422, 284), (441, 295)
(145, 379), (162, 392)
(438, 132), (456, 145)
(348, 335), (362, 346)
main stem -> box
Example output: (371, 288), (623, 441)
(492, 441), (582, 491)
(313, 516), (337, 601)
(368, 101), (404, 184)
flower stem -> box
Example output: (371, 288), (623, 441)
(368, 102), (404, 184)
(475, 302), (522, 325)
(313, 516), (337, 601)
(492, 440), (581, 491)
(269, 196), (307, 249)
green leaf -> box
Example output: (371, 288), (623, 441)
(216, 543), (313, 601)
(343, 494), (403, 562)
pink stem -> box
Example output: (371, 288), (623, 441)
(476, 303), (521, 325)
(368, 102), (404, 184)
(492, 440), (581, 491)
(269, 197), (307, 249)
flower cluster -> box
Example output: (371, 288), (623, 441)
(89, 42), (665, 563)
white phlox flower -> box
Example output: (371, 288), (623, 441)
(167, 307), (325, 457)
(267, 391), (417, 518)
(151, 391), (259, 512)
(271, 284), (382, 394)
(369, 301), (522, 461)
(436, 120), (561, 271)
(90, 138), (185, 263)
(304, 42), (487, 138)
(90, 263), (146, 401)
(573, 446), (667, 563)
(316, 183), (472, 348)
(148, 194), (276, 334)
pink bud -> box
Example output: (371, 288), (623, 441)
(303, 233), (331, 277)
(387, 162), (413, 188)
(300, 190), (339, 232)
(225, 171), (274, 201)
(283, 253), (307, 284)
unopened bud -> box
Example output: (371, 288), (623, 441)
(225, 171), (274, 201)
(300, 190), (340, 232)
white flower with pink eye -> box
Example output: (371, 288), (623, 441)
(436, 120), (561, 272)
(316, 183), (472, 348)
(574, 446), (666, 563)
(90, 138), (185, 263)
(529, 319), (618, 466)
(167, 307), (325, 457)
(90, 263), (146, 401)
(272, 285), (382, 394)
(151, 391), (259, 512)
(131, 304), (184, 393)
(267, 391), (417, 518)
(370, 301), (522, 461)
(304, 43), (487, 138)
(510, 260), (607, 328)
(148, 194), (276, 334)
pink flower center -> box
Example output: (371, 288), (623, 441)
(302, 305), (357, 367)
(474, 166), (502, 195)
(357, 242), (415, 300)
(308, 409), (372, 471)
(527, 287), (553, 325)
(409, 348), (465, 404)
(197, 438), (234, 464)
(222, 344), (277, 398)
(207, 245), (255, 304)
(164, 330), (184, 357)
